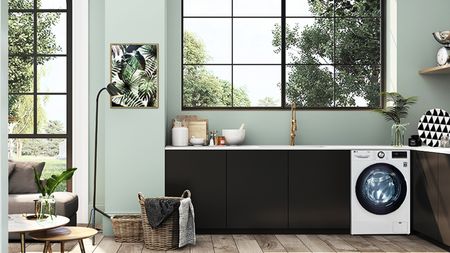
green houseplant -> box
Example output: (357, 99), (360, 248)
(34, 168), (77, 220)
(374, 92), (417, 146)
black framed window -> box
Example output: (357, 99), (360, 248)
(182, 0), (384, 109)
(8, 0), (72, 191)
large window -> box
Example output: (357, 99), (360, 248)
(182, 0), (383, 109)
(8, 0), (72, 191)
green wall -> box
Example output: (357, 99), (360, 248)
(89, 0), (166, 234)
(89, 0), (450, 235)
(166, 0), (450, 145)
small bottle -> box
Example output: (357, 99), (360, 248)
(209, 131), (215, 146)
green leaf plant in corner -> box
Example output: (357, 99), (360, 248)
(374, 92), (418, 146)
(34, 168), (77, 196)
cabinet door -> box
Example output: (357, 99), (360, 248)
(227, 151), (288, 229)
(165, 150), (226, 229)
(439, 154), (450, 245)
(412, 151), (441, 242)
(289, 150), (350, 230)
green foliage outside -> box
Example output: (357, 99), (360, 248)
(273, 0), (381, 107)
(183, 32), (251, 107)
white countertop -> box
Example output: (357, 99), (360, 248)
(165, 145), (450, 154)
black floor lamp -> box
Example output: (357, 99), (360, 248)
(88, 82), (122, 245)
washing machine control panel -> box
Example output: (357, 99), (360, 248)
(377, 151), (385, 159)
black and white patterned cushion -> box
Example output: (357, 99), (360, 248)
(418, 108), (450, 147)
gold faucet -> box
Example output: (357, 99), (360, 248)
(290, 102), (297, 146)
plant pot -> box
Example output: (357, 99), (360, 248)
(391, 123), (408, 146)
(37, 194), (56, 220)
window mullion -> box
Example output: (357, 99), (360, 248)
(231, 0), (234, 107)
(33, 0), (38, 134)
(281, 0), (286, 108)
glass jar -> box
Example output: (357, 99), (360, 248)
(391, 123), (408, 146)
(37, 194), (56, 220)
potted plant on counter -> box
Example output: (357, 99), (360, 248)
(33, 168), (77, 220)
(374, 92), (417, 146)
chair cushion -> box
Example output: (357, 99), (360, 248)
(8, 160), (45, 194)
(8, 192), (78, 218)
(8, 162), (15, 177)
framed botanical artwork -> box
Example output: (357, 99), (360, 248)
(110, 43), (159, 108)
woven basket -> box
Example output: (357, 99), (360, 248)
(138, 190), (191, 251)
(111, 215), (143, 243)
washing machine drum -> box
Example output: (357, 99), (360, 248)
(356, 163), (407, 215)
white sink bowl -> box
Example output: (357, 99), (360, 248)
(222, 129), (245, 145)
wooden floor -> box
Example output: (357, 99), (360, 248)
(9, 233), (449, 253)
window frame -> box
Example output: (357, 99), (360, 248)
(8, 0), (73, 191)
(181, 0), (386, 110)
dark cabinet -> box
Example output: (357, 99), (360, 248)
(226, 151), (288, 229)
(165, 151), (226, 229)
(289, 150), (351, 230)
(438, 154), (450, 245)
(412, 151), (441, 242)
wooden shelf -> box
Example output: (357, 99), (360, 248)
(419, 64), (450, 75)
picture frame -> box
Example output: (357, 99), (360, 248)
(110, 43), (159, 108)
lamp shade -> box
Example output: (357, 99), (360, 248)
(106, 82), (123, 97)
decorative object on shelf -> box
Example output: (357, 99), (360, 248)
(374, 92), (418, 146)
(408, 135), (422, 147)
(175, 115), (208, 142)
(110, 43), (159, 108)
(290, 103), (297, 146)
(190, 136), (205, 146)
(418, 108), (450, 147)
(433, 31), (450, 66)
(440, 134), (450, 148)
(33, 168), (76, 221)
(88, 82), (123, 245)
(172, 120), (189, 147)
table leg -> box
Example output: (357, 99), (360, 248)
(20, 232), (26, 253)
(43, 241), (50, 253)
(60, 241), (65, 252)
(78, 240), (86, 253)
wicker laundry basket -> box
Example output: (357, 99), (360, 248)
(138, 190), (191, 251)
(111, 215), (143, 243)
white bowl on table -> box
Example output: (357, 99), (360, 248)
(190, 137), (205, 146)
(222, 129), (245, 145)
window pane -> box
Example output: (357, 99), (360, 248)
(233, 18), (281, 64)
(184, 18), (231, 64)
(335, 0), (381, 17)
(286, 65), (334, 107)
(233, 65), (281, 107)
(37, 12), (66, 54)
(183, 0), (231, 16)
(183, 65), (232, 107)
(335, 18), (380, 65)
(286, 18), (333, 64)
(37, 57), (67, 92)
(8, 95), (34, 134)
(334, 65), (381, 107)
(286, 0), (333, 17)
(37, 95), (66, 134)
(9, 56), (34, 93)
(9, 0), (33, 9)
(9, 12), (34, 54)
(38, 0), (66, 9)
(234, 0), (281, 17)
(8, 138), (67, 191)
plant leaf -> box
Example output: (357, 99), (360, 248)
(33, 168), (46, 196)
(45, 168), (77, 195)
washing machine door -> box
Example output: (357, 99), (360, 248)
(356, 163), (407, 215)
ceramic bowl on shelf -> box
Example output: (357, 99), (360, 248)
(222, 129), (245, 145)
(433, 31), (450, 45)
(190, 137), (205, 146)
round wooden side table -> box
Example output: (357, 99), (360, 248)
(29, 226), (97, 253)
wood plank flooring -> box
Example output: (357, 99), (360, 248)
(8, 233), (449, 253)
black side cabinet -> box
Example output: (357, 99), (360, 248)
(289, 150), (351, 230)
(165, 150), (226, 229)
(227, 151), (288, 229)
(438, 153), (450, 245)
(412, 151), (441, 242)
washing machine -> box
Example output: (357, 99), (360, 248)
(351, 150), (410, 235)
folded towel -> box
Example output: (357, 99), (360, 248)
(144, 198), (180, 228)
(179, 197), (196, 247)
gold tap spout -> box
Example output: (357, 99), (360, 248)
(290, 102), (297, 146)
